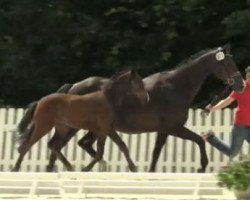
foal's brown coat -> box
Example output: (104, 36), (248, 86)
(12, 70), (148, 171)
(36, 93), (114, 136)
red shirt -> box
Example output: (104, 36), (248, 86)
(230, 83), (250, 125)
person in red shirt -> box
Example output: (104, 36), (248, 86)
(203, 66), (250, 158)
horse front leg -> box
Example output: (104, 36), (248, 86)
(46, 153), (57, 172)
(81, 136), (106, 171)
(174, 126), (208, 173)
(149, 132), (168, 172)
(109, 130), (136, 172)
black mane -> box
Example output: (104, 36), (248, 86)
(161, 48), (217, 74)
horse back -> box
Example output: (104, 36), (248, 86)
(37, 93), (114, 132)
(69, 77), (109, 95)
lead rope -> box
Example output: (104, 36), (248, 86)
(200, 85), (230, 118)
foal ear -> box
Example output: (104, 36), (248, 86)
(222, 43), (231, 53)
(130, 69), (136, 78)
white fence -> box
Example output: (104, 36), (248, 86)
(0, 108), (249, 172)
(0, 172), (236, 200)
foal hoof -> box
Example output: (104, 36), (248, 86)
(129, 165), (137, 172)
(67, 167), (74, 172)
(148, 168), (156, 173)
(197, 168), (206, 173)
(46, 165), (57, 172)
(11, 168), (19, 172)
(99, 160), (107, 172)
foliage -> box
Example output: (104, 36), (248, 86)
(0, 0), (249, 106)
(223, 7), (250, 66)
(217, 155), (250, 191)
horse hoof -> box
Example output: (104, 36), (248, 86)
(11, 168), (18, 172)
(67, 167), (74, 172)
(148, 168), (156, 173)
(197, 168), (205, 173)
(129, 165), (137, 172)
(99, 160), (107, 172)
(81, 167), (91, 172)
(46, 166), (57, 172)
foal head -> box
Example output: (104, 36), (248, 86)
(105, 70), (149, 104)
(208, 44), (244, 93)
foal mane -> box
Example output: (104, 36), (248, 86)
(101, 69), (132, 92)
(110, 69), (132, 80)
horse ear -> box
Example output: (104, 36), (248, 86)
(222, 43), (231, 53)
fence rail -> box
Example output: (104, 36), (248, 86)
(0, 108), (249, 172)
(0, 172), (236, 200)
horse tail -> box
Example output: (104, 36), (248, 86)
(16, 101), (38, 149)
(56, 83), (73, 93)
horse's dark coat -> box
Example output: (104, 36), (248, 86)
(27, 45), (245, 172)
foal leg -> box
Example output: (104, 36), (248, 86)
(78, 131), (108, 171)
(78, 131), (97, 157)
(174, 126), (208, 173)
(149, 132), (169, 172)
(48, 125), (78, 171)
(109, 131), (137, 172)
(12, 123), (51, 171)
(12, 141), (33, 172)
(82, 136), (106, 171)
(47, 128), (78, 172)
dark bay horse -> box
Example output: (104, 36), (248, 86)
(12, 70), (149, 172)
(45, 45), (244, 172)
(42, 45), (244, 172)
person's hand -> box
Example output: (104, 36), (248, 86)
(201, 104), (212, 118)
(205, 104), (213, 111)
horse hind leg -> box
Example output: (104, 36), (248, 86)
(12, 147), (28, 171)
(109, 130), (137, 172)
(82, 136), (106, 172)
(174, 126), (208, 173)
(12, 141), (33, 172)
(11, 123), (35, 171)
(11, 124), (49, 171)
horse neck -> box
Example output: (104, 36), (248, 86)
(172, 56), (211, 103)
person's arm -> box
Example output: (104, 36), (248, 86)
(206, 96), (235, 112)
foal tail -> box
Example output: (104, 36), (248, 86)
(16, 101), (38, 149)
(56, 83), (73, 93)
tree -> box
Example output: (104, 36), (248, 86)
(0, 0), (249, 106)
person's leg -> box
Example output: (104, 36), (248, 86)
(206, 125), (247, 158)
(246, 126), (250, 144)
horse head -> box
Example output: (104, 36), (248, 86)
(209, 44), (244, 93)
